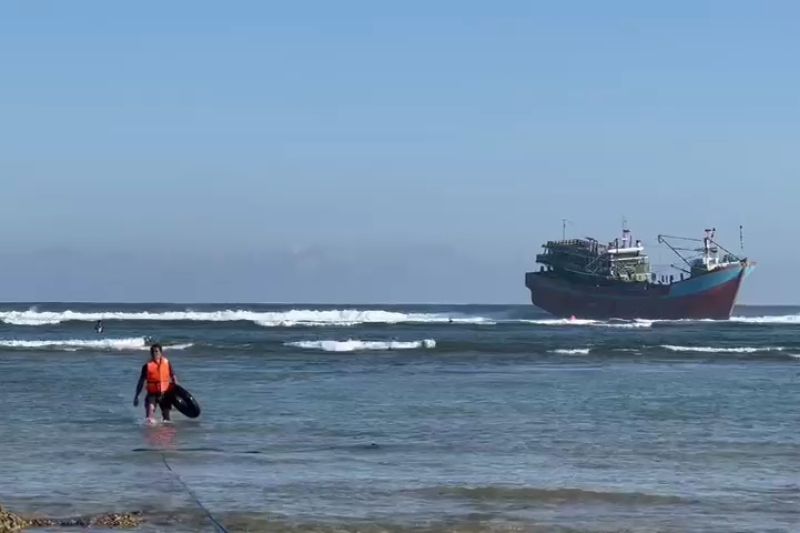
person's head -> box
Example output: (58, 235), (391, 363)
(150, 343), (163, 361)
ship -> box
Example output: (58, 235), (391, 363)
(524, 227), (754, 320)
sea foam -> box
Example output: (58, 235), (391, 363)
(0, 309), (489, 327)
(10, 307), (796, 328)
(285, 339), (437, 352)
(519, 318), (652, 328)
(660, 345), (784, 353)
(730, 314), (800, 324)
(0, 337), (193, 351)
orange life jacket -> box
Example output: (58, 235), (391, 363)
(146, 357), (172, 395)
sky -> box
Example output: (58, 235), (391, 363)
(0, 1), (798, 303)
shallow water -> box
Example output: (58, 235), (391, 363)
(0, 303), (798, 532)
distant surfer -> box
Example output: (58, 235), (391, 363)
(95, 320), (103, 334)
(133, 344), (178, 423)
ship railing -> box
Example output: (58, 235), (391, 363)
(543, 239), (592, 248)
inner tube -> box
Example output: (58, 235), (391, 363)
(168, 385), (201, 418)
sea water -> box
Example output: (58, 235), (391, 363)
(0, 303), (797, 532)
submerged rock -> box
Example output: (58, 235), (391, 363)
(0, 504), (142, 531)
(90, 512), (143, 528)
(0, 506), (28, 532)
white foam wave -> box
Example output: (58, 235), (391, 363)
(603, 320), (654, 329)
(285, 339), (437, 352)
(0, 337), (193, 351)
(520, 318), (597, 326)
(730, 314), (800, 324)
(164, 343), (194, 351)
(0, 307), (669, 329)
(0, 309), (490, 327)
(21, 307), (800, 329)
(551, 348), (591, 355)
(661, 345), (784, 354)
(520, 318), (652, 329)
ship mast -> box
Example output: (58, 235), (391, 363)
(658, 229), (742, 275)
(560, 218), (574, 241)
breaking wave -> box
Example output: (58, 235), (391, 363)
(599, 320), (653, 329)
(0, 337), (193, 351)
(550, 348), (591, 355)
(520, 318), (597, 326)
(0, 309), (490, 327)
(285, 339), (437, 352)
(5, 307), (800, 330)
(520, 318), (653, 328)
(0, 308), (658, 328)
(661, 345), (785, 353)
(730, 314), (800, 324)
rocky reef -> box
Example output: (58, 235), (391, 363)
(1, 505), (142, 532)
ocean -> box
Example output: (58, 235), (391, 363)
(0, 303), (797, 532)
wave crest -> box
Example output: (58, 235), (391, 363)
(0, 338), (193, 351)
(731, 314), (800, 324)
(521, 318), (652, 329)
(550, 348), (591, 355)
(661, 345), (784, 353)
(0, 309), (489, 327)
(285, 339), (436, 352)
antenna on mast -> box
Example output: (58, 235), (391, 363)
(562, 218), (567, 240)
(739, 225), (744, 252)
(621, 216), (630, 247)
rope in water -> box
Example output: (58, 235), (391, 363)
(160, 454), (229, 533)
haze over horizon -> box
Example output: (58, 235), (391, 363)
(2, 2), (798, 304)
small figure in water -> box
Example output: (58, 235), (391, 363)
(95, 320), (104, 334)
(133, 344), (178, 423)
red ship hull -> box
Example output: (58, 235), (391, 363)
(525, 262), (753, 320)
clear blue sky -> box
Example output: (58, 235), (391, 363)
(1, 1), (797, 303)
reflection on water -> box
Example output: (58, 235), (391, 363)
(144, 423), (178, 451)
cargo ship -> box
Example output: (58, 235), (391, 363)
(525, 228), (754, 320)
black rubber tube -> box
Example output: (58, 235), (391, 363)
(168, 385), (201, 418)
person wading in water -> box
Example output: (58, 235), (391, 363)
(133, 344), (178, 422)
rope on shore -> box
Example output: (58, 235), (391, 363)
(160, 454), (229, 533)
